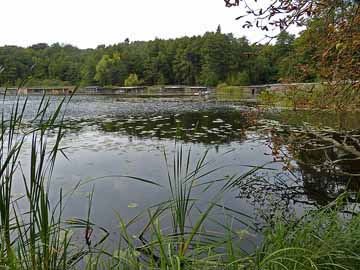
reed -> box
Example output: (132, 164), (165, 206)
(0, 93), (74, 270)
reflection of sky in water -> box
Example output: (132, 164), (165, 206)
(49, 137), (274, 249)
(5, 96), (360, 249)
(52, 135), (273, 225)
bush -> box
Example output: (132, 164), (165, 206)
(24, 78), (72, 87)
(124, 73), (143, 87)
(259, 89), (280, 106)
(226, 71), (251, 86)
(284, 85), (311, 110)
(216, 84), (244, 101)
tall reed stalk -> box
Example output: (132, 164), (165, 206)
(0, 94), (79, 270)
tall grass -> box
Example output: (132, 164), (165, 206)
(256, 194), (360, 270)
(0, 95), (359, 269)
(216, 84), (245, 101)
(0, 94), (74, 269)
(96, 148), (360, 270)
(98, 146), (259, 270)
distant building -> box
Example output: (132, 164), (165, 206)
(18, 87), (75, 95)
(115, 86), (146, 94)
(83, 86), (103, 94)
(189, 86), (208, 92)
(161, 86), (186, 93)
(188, 86), (210, 95)
(79, 86), (147, 95)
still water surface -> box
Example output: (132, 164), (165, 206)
(4, 95), (360, 246)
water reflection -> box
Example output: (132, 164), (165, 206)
(3, 96), (359, 232)
(240, 124), (360, 218)
(294, 138), (360, 205)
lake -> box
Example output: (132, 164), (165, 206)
(5, 95), (360, 250)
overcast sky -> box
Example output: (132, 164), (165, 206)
(0, 0), (284, 49)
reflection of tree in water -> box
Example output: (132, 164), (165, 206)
(239, 124), (360, 221)
(295, 143), (360, 206)
(64, 113), (360, 219)
(299, 164), (360, 206)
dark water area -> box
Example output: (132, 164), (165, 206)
(3, 95), (360, 250)
(262, 108), (360, 130)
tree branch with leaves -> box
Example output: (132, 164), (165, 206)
(225, 0), (360, 110)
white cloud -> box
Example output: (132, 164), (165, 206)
(0, 0), (297, 48)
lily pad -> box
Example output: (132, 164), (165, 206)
(128, 203), (139, 209)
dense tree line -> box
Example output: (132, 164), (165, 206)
(0, 27), (316, 87)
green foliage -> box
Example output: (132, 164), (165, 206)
(173, 43), (201, 85)
(216, 84), (245, 101)
(259, 84), (360, 110)
(282, 86), (310, 110)
(94, 53), (127, 86)
(259, 87), (317, 110)
(0, 96), (73, 269)
(25, 78), (71, 87)
(124, 73), (142, 86)
(102, 188), (360, 270)
(0, 26), (357, 108)
(226, 71), (250, 86)
(0, 30), (304, 88)
(259, 90), (281, 106)
(274, 31), (295, 58)
(258, 196), (360, 270)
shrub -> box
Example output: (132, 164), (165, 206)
(259, 89), (280, 106)
(124, 73), (143, 86)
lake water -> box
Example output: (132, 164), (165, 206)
(4, 95), (360, 249)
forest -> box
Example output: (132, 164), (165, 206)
(0, 1), (360, 269)
(0, 26), (317, 87)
